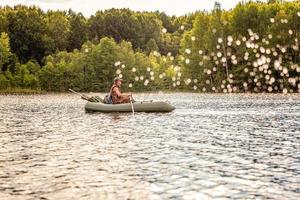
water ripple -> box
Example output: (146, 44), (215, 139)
(0, 93), (299, 199)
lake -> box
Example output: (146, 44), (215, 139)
(0, 93), (299, 199)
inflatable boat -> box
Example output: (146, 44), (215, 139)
(85, 101), (175, 113)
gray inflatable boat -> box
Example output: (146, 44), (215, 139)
(85, 101), (175, 113)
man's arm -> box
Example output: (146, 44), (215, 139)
(113, 88), (131, 98)
(113, 87), (122, 97)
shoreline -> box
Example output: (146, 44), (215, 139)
(0, 89), (299, 95)
(0, 88), (46, 95)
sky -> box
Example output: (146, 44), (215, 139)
(0, 0), (264, 16)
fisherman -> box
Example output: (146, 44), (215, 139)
(110, 77), (133, 104)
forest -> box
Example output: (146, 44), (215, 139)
(0, 0), (300, 93)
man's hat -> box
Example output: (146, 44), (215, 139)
(114, 77), (123, 83)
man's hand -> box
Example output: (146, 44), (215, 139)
(123, 92), (132, 97)
(121, 92), (132, 98)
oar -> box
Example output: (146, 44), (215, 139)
(69, 89), (91, 101)
(130, 95), (135, 115)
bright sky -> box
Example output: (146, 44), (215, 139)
(0, 0), (265, 16)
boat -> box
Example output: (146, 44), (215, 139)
(85, 101), (175, 113)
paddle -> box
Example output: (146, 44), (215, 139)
(130, 95), (135, 115)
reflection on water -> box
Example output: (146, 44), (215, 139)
(0, 93), (299, 199)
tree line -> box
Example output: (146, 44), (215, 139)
(0, 0), (299, 93)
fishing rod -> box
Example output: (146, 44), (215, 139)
(68, 89), (91, 101)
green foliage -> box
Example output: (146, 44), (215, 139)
(0, 11), (8, 33)
(0, 1), (299, 93)
(67, 11), (88, 51)
(0, 32), (11, 71)
(156, 12), (177, 33)
(146, 39), (159, 54)
(88, 9), (164, 52)
(180, 1), (300, 93)
(45, 11), (70, 53)
(0, 73), (9, 89)
(39, 37), (158, 92)
(7, 5), (48, 63)
(14, 61), (40, 89)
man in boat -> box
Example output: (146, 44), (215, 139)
(110, 77), (133, 104)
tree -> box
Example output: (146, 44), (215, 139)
(88, 9), (163, 51)
(67, 11), (88, 51)
(7, 5), (48, 63)
(156, 12), (176, 33)
(0, 10), (8, 33)
(267, 0), (283, 3)
(146, 38), (159, 54)
(136, 13), (162, 50)
(1, 2), (300, 93)
(45, 11), (70, 53)
(214, 2), (222, 10)
(0, 32), (11, 72)
(88, 11), (105, 42)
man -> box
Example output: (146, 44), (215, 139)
(110, 77), (133, 104)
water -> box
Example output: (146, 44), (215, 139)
(0, 93), (299, 200)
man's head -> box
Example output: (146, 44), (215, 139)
(114, 77), (123, 86)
